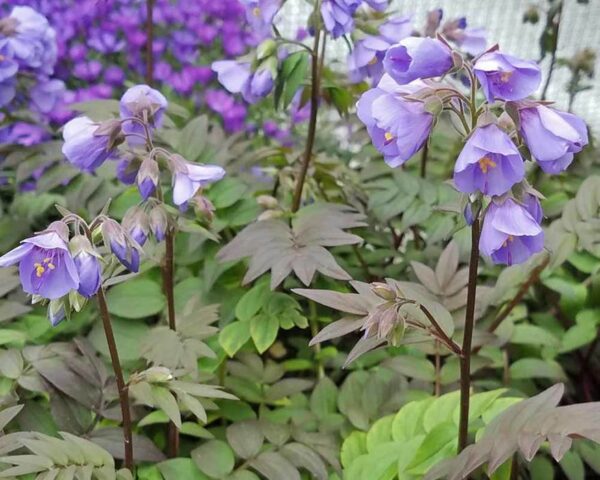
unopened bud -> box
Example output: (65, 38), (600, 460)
(95, 119), (124, 150)
(258, 210), (284, 221)
(130, 366), (173, 384)
(122, 207), (149, 246)
(257, 39), (277, 60)
(136, 157), (159, 201)
(371, 282), (396, 301)
(191, 195), (215, 221)
(257, 195), (279, 209)
(48, 300), (66, 327)
(149, 205), (169, 242)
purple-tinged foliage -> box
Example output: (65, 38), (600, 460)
(62, 116), (122, 172)
(453, 124), (524, 196)
(357, 75), (433, 167)
(518, 104), (589, 174)
(0, 222), (78, 300)
(480, 198), (544, 266)
(474, 52), (541, 102)
(383, 37), (453, 85)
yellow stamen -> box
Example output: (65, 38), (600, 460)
(499, 71), (513, 83)
(384, 132), (394, 142)
(35, 265), (45, 277)
(252, 6), (261, 16)
(502, 235), (514, 247)
(368, 56), (378, 66)
(478, 156), (497, 174)
(47, 263), (55, 270)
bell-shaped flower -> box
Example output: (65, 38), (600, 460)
(136, 157), (159, 200)
(171, 155), (226, 207)
(474, 52), (541, 102)
(240, 0), (282, 40)
(101, 219), (141, 273)
(212, 60), (273, 104)
(0, 222), (78, 299)
(149, 205), (169, 242)
(0, 6), (57, 75)
(383, 37), (453, 85)
(453, 124), (524, 196)
(62, 116), (122, 172)
(357, 75), (433, 167)
(321, 0), (361, 39)
(518, 104), (588, 174)
(122, 207), (149, 247)
(70, 236), (101, 298)
(480, 198), (544, 265)
(119, 84), (168, 145)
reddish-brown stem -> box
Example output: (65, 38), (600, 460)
(458, 217), (481, 453)
(145, 0), (154, 86)
(97, 288), (133, 470)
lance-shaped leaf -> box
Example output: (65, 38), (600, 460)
(218, 203), (366, 289)
(425, 383), (600, 480)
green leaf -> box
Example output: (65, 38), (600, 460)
(191, 440), (235, 479)
(560, 450), (585, 480)
(341, 431), (367, 469)
(235, 281), (270, 322)
(366, 415), (394, 452)
(250, 314), (279, 354)
(210, 178), (248, 210)
(510, 358), (566, 380)
(0, 329), (27, 347)
(310, 377), (338, 417)
(88, 318), (149, 363)
(529, 456), (555, 480)
(151, 386), (181, 428)
(423, 391), (460, 432)
(279, 51), (309, 108)
(219, 321), (251, 357)
(511, 325), (560, 347)
(406, 422), (457, 473)
(107, 279), (166, 319)
(391, 398), (433, 442)
(177, 116), (208, 161)
(158, 458), (208, 480)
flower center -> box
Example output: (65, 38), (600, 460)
(478, 156), (497, 174)
(34, 257), (56, 278)
(368, 56), (379, 66)
(499, 71), (513, 83)
(252, 6), (261, 16)
(384, 132), (395, 142)
(502, 235), (514, 247)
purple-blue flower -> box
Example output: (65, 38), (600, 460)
(102, 219), (140, 273)
(480, 198), (544, 265)
(136, 158), (159, 200)
(383, 37), (453, 85)
(453, 124), (524, 196)
(119, 84), (168, 145)
(321, 0), (361, 39)
(73, 251), (101, 298)
(357, 75), (433, 167)
(172, 161), (226, 207)
(363, 0), (389, 11)
(212, 60), (273, 104)
(0, 224), (78, 300)
(474, 52), (541, 103)
(0, 47), (17, 107)
(0, 6), (57, 75)
(240, 0), (281, 40)
(518, 104), (588, 174)
(348, 16), (413, 84)
(62, 116), (121, 172)
(30, 78), (65, 114)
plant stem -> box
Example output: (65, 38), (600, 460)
(162, 230), (179, 457)
(97, 288), (133, 470)
(458, 216), (481, 453)
(541, 1), (563, 100)
(145, 0), (155, 86)
(434, 341), (441, 396)
(420, 142), (428, 178)
(291, 8), (322, 213)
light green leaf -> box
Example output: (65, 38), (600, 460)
(107, 279), (166, 319)
(219, 321), (251, 357)
(250, 314), (279, 354)
(191, 440), (235, 479)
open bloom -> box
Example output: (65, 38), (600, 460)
(480, 198), (544, 265)
(30, 78), (65, 114)
(453, 124), (524, 196)
(212, 60), (273, 104)
(321, 0), (361, 39)
(357, 75), (433, 167)
(240, 0), (281, 40)
(0, 224), (78, 299)
(0, 6), (57, 75)
(383, 37), (453, 85)
(348, 16), (413, 84)
(62, 116), (121, 172)
(172, 159), (226, 206)
(518, 104), (588, 174)
(442, 18), (487, 56)
(474, 52), (541, 102)
(119, 84), (168, 144)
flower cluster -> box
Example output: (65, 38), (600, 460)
(348, 9), (488, 86)
(357, 39), (588, 265)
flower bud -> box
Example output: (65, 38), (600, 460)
(371, 282), (396, 301)
(47, 299), (66, 327)
(256, 39), (277, 60)
(149, 205), (169, 242)
(130, 366), (173, 384)
(257, 194), (278, 209)
(116, 155), (140, 185)
(70, 235), (101, 298)
(101, 218), (140, 272)
(190, 195), (215, 221)
(136, 157), (159, 201)
(122, 207), (150, 247)
(257, 210), (284, 221)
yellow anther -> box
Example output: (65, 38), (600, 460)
(35, 265), (45, 277)
(43, 257), (51, 263)
(368, 56), (378, 66)
(384, 132), (394, 142)
(252, 6), (261, 16)
(34, 262), (42, 268)
(47, 263), (55, 270)
(502, 235), (514, 247)
(478, 156), (497, 174)
(499, 71), (513, 83)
